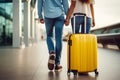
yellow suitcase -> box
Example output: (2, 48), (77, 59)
(67, 34), (98, 76)
(67, 13), (99, 76)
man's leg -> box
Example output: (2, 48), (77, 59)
(45, 17), (55, 70)
(54, 15), (64, 71)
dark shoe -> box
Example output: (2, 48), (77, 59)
(55, 65), (62, 72)
(48, 52), (55, 70)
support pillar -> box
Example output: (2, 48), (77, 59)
(30, 8), (35, 43)
(13, 0), (22, 48)
(24, 0), (31, 47)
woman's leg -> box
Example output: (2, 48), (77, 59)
(86, 17), (92, 33)
(81, 17), (92, 33)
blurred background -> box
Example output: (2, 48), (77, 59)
(0, 0), (120, 49)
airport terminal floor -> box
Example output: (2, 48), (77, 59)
(0, 41), (120, 80)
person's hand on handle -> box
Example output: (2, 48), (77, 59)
(40, 19), (45, 24)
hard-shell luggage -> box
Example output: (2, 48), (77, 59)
(67, 13), (99, 76)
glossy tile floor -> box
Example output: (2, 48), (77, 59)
(0, 41), (120, 80)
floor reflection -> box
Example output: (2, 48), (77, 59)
(48, 71), (98, 80)
(48, 71), (54, 80)
(48, 71), (62, 80)
(68, 74), (98, 80)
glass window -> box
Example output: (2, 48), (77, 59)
(107, 28), (120, 33)
(0, 2), (13, 46)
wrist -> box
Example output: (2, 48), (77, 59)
(66, 16), (70, 20)
(65, 18), (68, 21)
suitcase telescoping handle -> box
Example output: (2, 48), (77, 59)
(73, 13), (86, 34)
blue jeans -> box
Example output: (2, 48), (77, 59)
(71, 16), (92, 33)
(44, 15), (64, 65)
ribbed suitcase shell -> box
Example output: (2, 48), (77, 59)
(67, 34), (98, 75)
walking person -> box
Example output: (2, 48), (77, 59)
(65, 0), (95, 33)
(37, 0), (69, 71)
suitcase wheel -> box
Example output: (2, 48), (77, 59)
(67, 72), (70, 76)
(95, 69), (99, 76)
(73, 70), (77, 76)
(67, 69), (70, 76)
(73, 72), (77, 76)
(67, 70), (78, 76)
